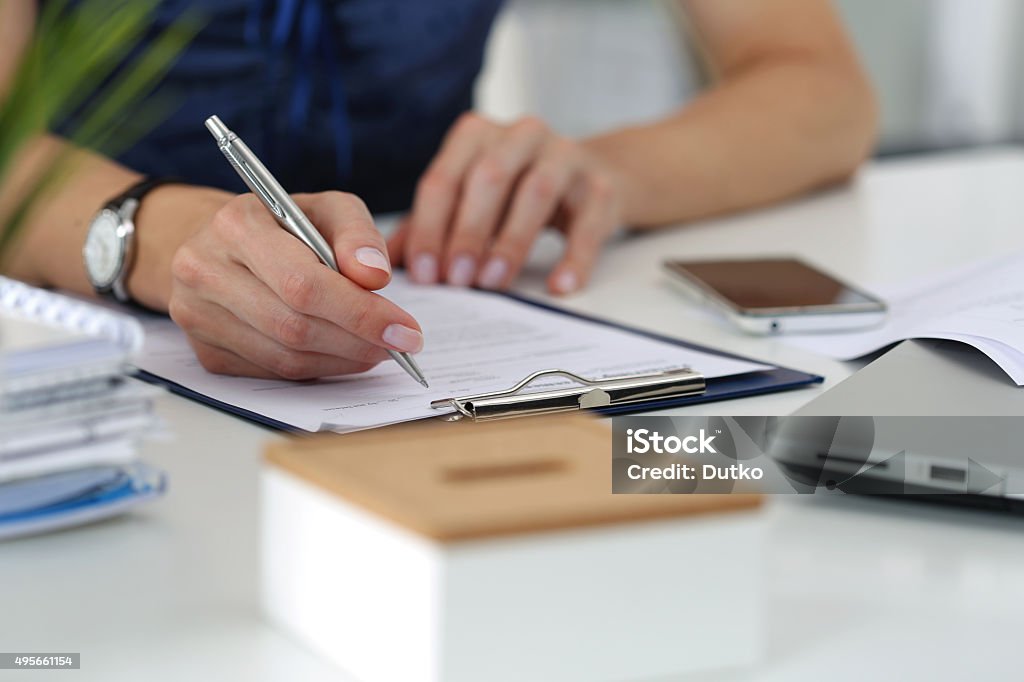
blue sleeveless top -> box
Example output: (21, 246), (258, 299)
(44, 0), (503, 212)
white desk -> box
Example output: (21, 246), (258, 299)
(4, 148), (1024, 681)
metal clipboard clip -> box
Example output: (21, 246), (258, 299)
(430, 368), (706, 422)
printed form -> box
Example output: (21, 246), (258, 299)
(137, 275), (768, 432)
(785, 250), (1024, 385)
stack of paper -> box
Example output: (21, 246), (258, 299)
(785, 251), (1024, 385)
(0, 278), (165, 540)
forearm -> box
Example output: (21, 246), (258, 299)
(584, 57), (877, 228)
(0, 134), (231, 311)
(1, 135), (141, 289)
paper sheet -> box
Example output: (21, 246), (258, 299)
(136, 275), (769, 432)
(785, 251), (1024, 385)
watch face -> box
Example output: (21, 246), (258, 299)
(84, 209), (124, 289)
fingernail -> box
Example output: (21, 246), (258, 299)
(382, 324), (424, 353)
(355, 247), (391, 274)
(478, 257), (508, 289)
(411, 253), (438, 284)
(554, 270), (579, 295)
(448, 255), (476, 287)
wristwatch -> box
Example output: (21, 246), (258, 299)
(83, 177), (175, 304)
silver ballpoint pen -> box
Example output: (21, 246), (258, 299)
(204, 115), (429, 388)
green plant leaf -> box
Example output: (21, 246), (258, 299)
(0, 0), (202, 258)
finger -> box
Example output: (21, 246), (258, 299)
(296, 191), (391, 292)
(385, 216), (411, 268)
(230, 219), (424, 353)
(548, 176), (619, 296)
(188, 340), (279, 379)
(477, 139), (578, 290)
(405, 113), (499, 284)
(192, 259), (391, 361)
(444, 117), (550, 286)
(183, 297), (381, 380)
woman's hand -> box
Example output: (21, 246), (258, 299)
(389, 113), (625, 295)
(168, 191), (424, 380)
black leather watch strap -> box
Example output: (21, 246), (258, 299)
(96, 176), (180, 309)
(107, 176), (180, 208)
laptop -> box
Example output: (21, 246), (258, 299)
(771, 340), (1024, 512)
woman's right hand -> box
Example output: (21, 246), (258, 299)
(167, 191), (424, 380)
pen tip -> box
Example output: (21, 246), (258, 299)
(420, 379), (430, 389)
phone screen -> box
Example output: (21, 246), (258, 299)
(666, 258), (881, 311)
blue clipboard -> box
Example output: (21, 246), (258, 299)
(135, 292), (822, 432)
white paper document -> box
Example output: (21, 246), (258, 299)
(785, 251), (1024, 385)
(136, 275), (769, 432)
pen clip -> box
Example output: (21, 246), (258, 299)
(218, 143), (285, 220)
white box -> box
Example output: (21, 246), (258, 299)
(261, 418), (765, 682)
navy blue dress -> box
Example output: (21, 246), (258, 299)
(43, 0), (504, 212)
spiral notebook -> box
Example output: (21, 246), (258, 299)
(0, 278), (163, 538)
(0, 462), (166, 540)
(0, 276), (143, 402)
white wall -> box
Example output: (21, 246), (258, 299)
(477, 0), (1024, 154)
(476, 0), (701, 138)
(834, 0), (1024, 151)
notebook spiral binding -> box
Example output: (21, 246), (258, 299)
(0, 276), (143, 352)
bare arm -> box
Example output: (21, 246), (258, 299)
(585, 0), (877, 226)
(0, 0), (34, 93)
(0, 134), (227, 309)
(0, 3), (422, 380)
(0, 2), (223, 308)
(393, 0), (876, 294)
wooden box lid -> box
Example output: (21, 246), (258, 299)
(265, 415), (762, 543)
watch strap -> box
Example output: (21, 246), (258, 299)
(99, 176), (180, 306)
(108, 176), (180, 208)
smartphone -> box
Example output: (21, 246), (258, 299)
(664, 257), (887, 335)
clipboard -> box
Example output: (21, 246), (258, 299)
(430, 368), (707, 422)
(134, 293), (822, 431)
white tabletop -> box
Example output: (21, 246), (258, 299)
(4, 148), (1024, 681)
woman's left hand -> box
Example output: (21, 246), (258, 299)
(388, 113), (625, 295)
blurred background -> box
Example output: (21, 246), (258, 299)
(476, 0), (1024, 156)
